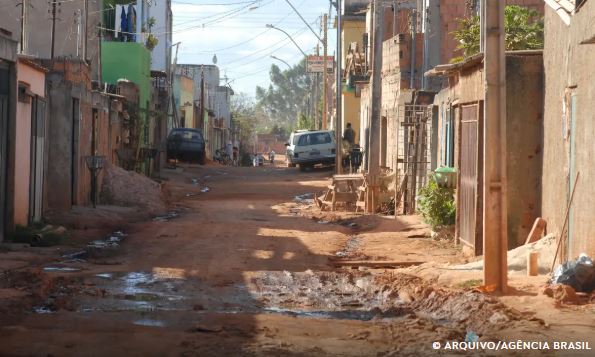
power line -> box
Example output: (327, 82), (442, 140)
(175, 0), (307, 55)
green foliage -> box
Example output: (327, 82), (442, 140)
(269, 124), (289, 139)
(451, 5), (544, 62)
(256, 59), (319, 130)
(146, 17), (157, 30)
(145, 34), (158, 51)
(297, 113), (314, 130)
(416, 175), (456, 229)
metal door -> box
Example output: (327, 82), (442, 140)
(459, 104), (483, 255)
(29, 97), (45, 223)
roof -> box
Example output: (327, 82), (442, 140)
(17, 55), (49, 73)
(543, 0), (585, 25)
(425, 53), (484, 78)
(425, 50), (543, 78)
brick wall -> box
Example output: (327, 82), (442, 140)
(439, 0), (545, 63)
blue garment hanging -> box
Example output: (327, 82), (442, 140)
(127, 4), (137, 42)
(120, 7), (128, 42)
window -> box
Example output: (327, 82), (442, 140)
(297, 133), (331, 146)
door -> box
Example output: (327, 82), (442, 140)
(0, 64), (9, 241)
(29, 97), (45, 224)
(459, 104), (483, 255)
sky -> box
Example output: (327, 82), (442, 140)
(171, 0), (337, 99)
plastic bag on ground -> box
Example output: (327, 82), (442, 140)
(551, 254), (595, 293)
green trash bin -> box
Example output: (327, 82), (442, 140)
(435, 167), (457, 189)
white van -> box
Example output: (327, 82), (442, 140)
(285, 130), (336, 169)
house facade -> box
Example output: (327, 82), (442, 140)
(429, 52), (545, 254)
(541, 0), (595, 259)
(0, 32), (18, 242)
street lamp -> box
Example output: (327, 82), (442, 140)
(265, 24), (307, 57)
(270, 55), (291, 70)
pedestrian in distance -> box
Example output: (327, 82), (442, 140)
(343, 122), (355, 148)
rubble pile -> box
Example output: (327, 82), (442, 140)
(101, 164), (166, 213)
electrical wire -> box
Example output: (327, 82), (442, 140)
(176, 0), (307, 55)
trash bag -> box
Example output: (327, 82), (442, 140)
(551, 254), (595, 293)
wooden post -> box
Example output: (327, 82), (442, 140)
(335, 2), (343, 174)
(366, 0), (384, 213)
(482, 0), (508, 293)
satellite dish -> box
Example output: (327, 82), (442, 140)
(212, 54), (218, 64)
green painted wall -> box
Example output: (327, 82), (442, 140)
(101, 41), (151, 144)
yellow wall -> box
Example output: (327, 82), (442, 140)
(341, 19), (365, 144)
(342, 91), (360, 144)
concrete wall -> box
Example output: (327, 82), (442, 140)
(505, 54), (544, 248)
(14, 60), (46, 225)
(151, 0), (172, 73)
(0, 0), (102, 80)
(44, 60), (118, 212)
(174, 74), (194, 128)
(541, 2), (595, 259)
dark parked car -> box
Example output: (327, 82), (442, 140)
(167, 128), (206, 164)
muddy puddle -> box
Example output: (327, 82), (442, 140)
(62, 269), (412, 323)
(33, 267), (541, 342)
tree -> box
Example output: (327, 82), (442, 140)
(297, 113), (314, 130)
(256, 59), (318, 131)
(451, 5), (543, 62)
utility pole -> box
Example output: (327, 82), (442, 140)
(200, 66), (205, 133)
(83, 0), (88, 60)
(482, 0), (508, 293)
(20, 0), (28, 54)
(335, 0), (342, 174)
(50, 0), (58, 60)
(409, 9), (417, 89)
(314, 43), (320, 130)
(322, 13), (328, 130)
(75, 9), (82, 57)
(368, 0), (384, 212)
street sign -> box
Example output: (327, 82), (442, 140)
(307, 55), (334, 74)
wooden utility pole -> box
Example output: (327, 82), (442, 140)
(482, 0), (508, 293)
(335, 0), (342, 174)
(322, 13), (328, 130)
(367, 0), (384, 212)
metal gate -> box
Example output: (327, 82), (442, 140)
(459, 104), (483, 255)
(396, 104), (433, 214)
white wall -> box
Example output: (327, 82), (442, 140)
(150, 0), (172, 73)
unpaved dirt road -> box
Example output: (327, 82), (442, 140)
(1, 164), (593, 356)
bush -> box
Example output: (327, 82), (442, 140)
(416, 174), (456, 230)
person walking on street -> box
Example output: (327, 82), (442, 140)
(342, 123), (356, 170)
(343, 122), (355, 148)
